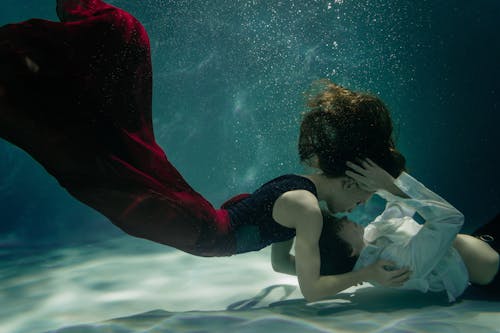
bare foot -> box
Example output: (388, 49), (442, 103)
(24, 56), (40, 73)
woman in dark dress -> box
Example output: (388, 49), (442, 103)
(0, 0), (410, 301)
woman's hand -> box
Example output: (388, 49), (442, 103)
(345, 158), (395, 192)
(362, 260), (411, 287)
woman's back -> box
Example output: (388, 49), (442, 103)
(225, 174), (317, 253)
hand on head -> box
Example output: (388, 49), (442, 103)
(345, 158), (395, 193)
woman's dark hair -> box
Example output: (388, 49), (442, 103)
(299, 79), (406, 178)
(319, 212), (358, 275)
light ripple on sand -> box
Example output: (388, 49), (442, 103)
(0, 237), (499, 333)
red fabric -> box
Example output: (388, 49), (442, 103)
(0, 0), (235, 256)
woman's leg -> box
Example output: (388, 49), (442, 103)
(0, 1), (236, 257)
(56, 0), (112, 22)
(0, 38), (45, 150)
(0, 0), (150, 165)
(0, 84), (5, 115)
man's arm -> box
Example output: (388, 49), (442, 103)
(347, 159), (464, 277)
(394, 173), (464, 277)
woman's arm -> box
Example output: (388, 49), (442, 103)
(271, 239), (296, 275)
(273, 190), (410, 302)
(269, 234), (412, 296)
(346, 159), (408, 198)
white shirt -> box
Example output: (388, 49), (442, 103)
(353, 172), (469, 302)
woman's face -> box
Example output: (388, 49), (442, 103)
(326, 177), (373, 213)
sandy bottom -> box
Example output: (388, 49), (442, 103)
(1, 237), (499, 333)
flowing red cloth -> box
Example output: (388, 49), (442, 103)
(0, 0), (235, 256)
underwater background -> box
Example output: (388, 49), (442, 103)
(1, 1), (499, 332)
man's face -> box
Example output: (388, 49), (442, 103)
(337, 217), (366, 257)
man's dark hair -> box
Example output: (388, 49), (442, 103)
(319, 212), (358, 275)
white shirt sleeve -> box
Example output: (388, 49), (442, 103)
(377, 172), (465, 277)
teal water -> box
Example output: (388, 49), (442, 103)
(1, 1), (499, 332)
(1, 0), (498, 245)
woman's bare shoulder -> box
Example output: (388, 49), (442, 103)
(272, 190), (321, 228)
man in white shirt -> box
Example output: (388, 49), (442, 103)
(333, 159), (499, 301)
(347, 172), (468, 301)
(271, 159), (499, 302)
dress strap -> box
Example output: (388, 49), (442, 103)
(220, 193), (251, 209)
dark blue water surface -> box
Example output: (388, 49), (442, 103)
(0, 0), (499, 247)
